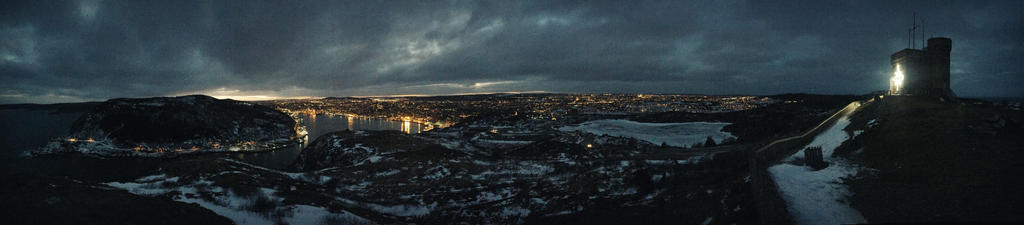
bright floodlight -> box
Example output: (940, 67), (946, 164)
(891, 64), (905, 94)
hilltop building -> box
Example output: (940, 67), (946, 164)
(888, 37), (955, 98)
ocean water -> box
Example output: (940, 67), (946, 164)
(0, 109), (426, 172)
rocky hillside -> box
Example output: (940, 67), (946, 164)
(834, 96), (1024, 222)
(255, 129), (756, 224)
(34, 95), (299, 156)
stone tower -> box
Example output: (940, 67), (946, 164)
(889, 37), (955, 98)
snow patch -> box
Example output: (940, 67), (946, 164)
(501, 206), (531, 217)
(475, 139), (534, 144)
(769, 116), (867, 225)
(285, 205), (371, 225)
(559, 120), (735, 147)
(104, 172), (364, 225)
(787, 117), (852, 161)
(366, 202), (436, 217)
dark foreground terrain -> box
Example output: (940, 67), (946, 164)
(836, 96), (1024, 222)
(12, 94), (1019, 224)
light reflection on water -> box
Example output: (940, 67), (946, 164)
(0, 109), (440, 194)
(299, 114), (425, 139)
(228, 114), (427, 169)
(0, 110), (427, 170)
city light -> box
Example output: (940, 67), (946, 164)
(268, 94), (774, 136)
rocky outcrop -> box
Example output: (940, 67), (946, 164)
(292, 131), (378, 170)
(35, 95), (300, 156)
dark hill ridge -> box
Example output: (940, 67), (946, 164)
(34, 95), (300, 156)
(834, 96), (1024, 222)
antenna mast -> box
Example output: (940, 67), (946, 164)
(911, 12), (918, 49)
(921, 18), (925, 48)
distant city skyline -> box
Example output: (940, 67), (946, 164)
(2, 0), (1022, 104)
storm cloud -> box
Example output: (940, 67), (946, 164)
(1, 0), (1021, 103)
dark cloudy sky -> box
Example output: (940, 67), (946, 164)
(1, 0), (1021, 103)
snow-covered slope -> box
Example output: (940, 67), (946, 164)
(768, 116), (867, 225)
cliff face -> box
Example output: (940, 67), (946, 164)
(37, 95), (299, 156)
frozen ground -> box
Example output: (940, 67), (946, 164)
(768, 116), (867, 225)
(92, 125), (751, 224)
(559, 120), (735, 147)
(103, 174), (370, 225)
